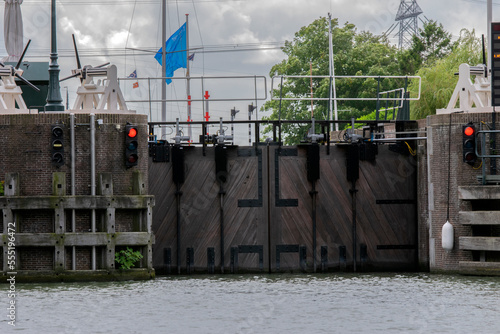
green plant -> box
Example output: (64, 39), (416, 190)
(115, 247), (143, 270)
(0, 181), (4, 196)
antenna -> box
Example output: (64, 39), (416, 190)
(72, 34), (82, 70)
(482, 34), (487, 73)
(15, 39), (31, 69)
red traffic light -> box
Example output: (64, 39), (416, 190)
(127, 127), (137, 138)
(464, 126), (474, 136)
(127, 154), (138, 164)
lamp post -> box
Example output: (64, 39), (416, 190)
(44, 0), (64, 112)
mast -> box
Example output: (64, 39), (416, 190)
(488, 0), (492, 76)
(186, 14), (192, 142)
(161, 0), (167, 139)
(328, 13), (338, 132)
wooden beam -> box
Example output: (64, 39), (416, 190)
(0, 195), (154, 210)
(459, 237), (500, 251)
(459, 261), (500, 276)
(459, 211), (500, 225)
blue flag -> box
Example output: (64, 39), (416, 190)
(154, 23), (186, 84)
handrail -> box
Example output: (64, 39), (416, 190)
(270, 75), (421, 101)
(119, 75), (267, 103)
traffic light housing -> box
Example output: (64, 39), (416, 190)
(462, 123), (476, 164)
(51, 125), (64, 167)
(125, 124), (138, 168)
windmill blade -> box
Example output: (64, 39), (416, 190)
(15, 39), (31, 70)
(72, 34), (82, 70)
(59, 72), (81, 82)
(14, 73), (40, 92)
(95, 62), (110, 68)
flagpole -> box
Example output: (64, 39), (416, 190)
(186, 14), (192, 142)
(161, 0), (167, 139)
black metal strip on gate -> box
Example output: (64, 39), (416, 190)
(375, 199), (416, 204)
(276, 244), (306, 271)
(275, 148), (299, 207)
(376, 245), (416, 250)
(238, 148), (263, 207)
(230, 245), (264, 273)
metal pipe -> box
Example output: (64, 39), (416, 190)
(70, 113), (76, 270)
(161, 0), (166, 139)
(90, 113), (96, 271)
(369, 137), (427, 142)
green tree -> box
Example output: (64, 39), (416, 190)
(263, 17), (401, 144)
(409, 29), (482, 120)
(399, 20), (455, 75)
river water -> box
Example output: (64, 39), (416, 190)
(2, 273), (500, 333)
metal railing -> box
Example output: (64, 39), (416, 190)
(476, 128), (500, 185)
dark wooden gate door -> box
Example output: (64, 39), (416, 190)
(150, 143), (418, 274)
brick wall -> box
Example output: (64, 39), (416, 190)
(19, 247), (53, 270)
(421, 113), (499, 271)
(17, 210), (54, 233)
(115, 209), (135, 232)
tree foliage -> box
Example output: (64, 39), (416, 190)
(262, 17), (462, 144)
(399, 20), (455, 75)
(409, 29), (482, 120)
(263, 17), (402, 144)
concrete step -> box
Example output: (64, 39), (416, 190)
(459, 261), (500, 276)
(459, 185), (500, 200)
(459, 236), (500, 251)
(459, 211), (500, 225)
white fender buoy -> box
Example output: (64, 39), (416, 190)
(442, 220), (454, 251)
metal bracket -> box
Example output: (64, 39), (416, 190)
(339, 245), (347, 271)
(376, 245), (416, 250)
(207, 247), (215, 274)
(238, 148), (263, 207)
(275, 148), (299, 207)
(321, 246), (328, 273)
(230, 245), (264, 273)
(163, 248), (171, 274)
(186, 247), (194, 274)
(376, 199), (416, 204)
(276, 244), (306, 271)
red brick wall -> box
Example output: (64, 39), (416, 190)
(17, 210), (54, 233)
(64, 246), (97, 270)
(19, 247), (54, 270)
(115, 209), (135, 232)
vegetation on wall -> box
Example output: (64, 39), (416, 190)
(115, 247), (143, 270)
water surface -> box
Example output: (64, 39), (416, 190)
(2, 273), (499, 333)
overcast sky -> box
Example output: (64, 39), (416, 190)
(0, 0), (496, 138)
